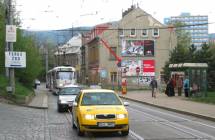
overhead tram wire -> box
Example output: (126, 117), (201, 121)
(50, 22), (215, 32)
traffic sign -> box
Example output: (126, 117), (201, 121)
(6, 25), (16, 42)
(5, 51), (26, 68)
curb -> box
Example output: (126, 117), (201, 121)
(25, 105), (48, 109)
(26, 94), (48, 109)
(120, 95), (215, 122)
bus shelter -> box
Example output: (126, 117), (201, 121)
(169, 63), (208, 97)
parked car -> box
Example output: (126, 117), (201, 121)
(57, 84), (81, 112)
(35, 79), (41, 85)
(72, 89), (129, 136)
(34, 79), (41, 89)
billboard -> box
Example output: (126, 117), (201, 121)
(144, 40), (154, 56)
(121, 40), (144, 56)
(121, 59), (142, 76)
(121, 40), (154, 56)
(143, 60), (155, 76)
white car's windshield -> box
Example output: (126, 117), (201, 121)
(59, 87), (80, 95)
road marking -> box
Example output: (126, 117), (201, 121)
(129, 107), (215, 139)
(129, 130), (144, 140)
(131, 103), (215, 129)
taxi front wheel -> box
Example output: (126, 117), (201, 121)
(121, 127), (129, 136)
(72, 116), (76, 129)
(77, 119), (84, 136)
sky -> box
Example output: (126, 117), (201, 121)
(15, 0), (215, 33)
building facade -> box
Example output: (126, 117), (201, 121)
(164, 13), (208, 49)
(54, 34), (82, 82)
(81, 6), (177, 88)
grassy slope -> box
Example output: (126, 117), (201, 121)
(0, 75), (34, 102)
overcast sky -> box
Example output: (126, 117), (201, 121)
(15, 0), (215, 33)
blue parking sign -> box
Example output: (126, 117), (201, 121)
(100, 69), (107, 78)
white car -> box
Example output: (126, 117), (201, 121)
(57, 84), (81, 112)
(35, 79), (41, 85)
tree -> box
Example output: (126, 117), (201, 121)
(205, 43), (215, 90)
(163, 21), (192, 79)
(0, 1), (6, 74)
(14, 29), (43, 87)
(0, 1), (44, 88)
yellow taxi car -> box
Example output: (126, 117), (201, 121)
(72, 89), (129, 136)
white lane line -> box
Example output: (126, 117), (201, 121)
(131, 102), (215, 129)
(129, 107), (215, 139)
(129, 130), (145, 140)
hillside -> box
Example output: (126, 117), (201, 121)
(23, 27), (92, 46)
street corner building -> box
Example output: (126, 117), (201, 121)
(80, 5), (177, 89)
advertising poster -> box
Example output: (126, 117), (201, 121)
(121, 40), (144, 56)
(121, 59), (142, 76)
(143, 60), (155, 76)
(144, 40), (154, 56)
(121, 40), (154, 56)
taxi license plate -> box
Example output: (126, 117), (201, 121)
(98, 122), (115, 127)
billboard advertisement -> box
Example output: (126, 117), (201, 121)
(144, 40), (154, 56)
(121, 40), (154, 56)
(143, 60), (155, 76)
(121, 40), (144, 56)
(121, 59), (142, 76)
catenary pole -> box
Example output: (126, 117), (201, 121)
(7, 0), (15, 94)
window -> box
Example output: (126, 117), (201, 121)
(141, 29), (148, 37)
(109, 47), (117, 60)
(110, 72), (117, 83)
(153, 28), (159, 37)
(130, 28), (136, 36)
(119, 29), (124, 37)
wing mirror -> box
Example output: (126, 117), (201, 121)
(123, 102), (129, 106)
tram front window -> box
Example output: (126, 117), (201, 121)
(57, 72), (73, 80)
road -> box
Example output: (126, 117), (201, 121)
(0, 91), (215, 140)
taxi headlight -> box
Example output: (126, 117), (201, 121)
(84, 114), (95, 120)
(117, 114), (127, 119)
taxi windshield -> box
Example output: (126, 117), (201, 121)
(81, 92), (122, 105)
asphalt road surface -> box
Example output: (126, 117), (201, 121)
(0, 91), (215, 140)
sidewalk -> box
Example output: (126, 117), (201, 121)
(119, 90), (215, 121)
(27, 84), (48, 109)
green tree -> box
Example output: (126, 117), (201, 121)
(14, 29), (43, 88)
(0, 1), (6, 74)
(163, 22), (192, 80)
(0, 1), (44, 88)
(205, 43), (215, 90)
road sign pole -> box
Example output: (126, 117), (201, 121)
(6, 0), (15, 94)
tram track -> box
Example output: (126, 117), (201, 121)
(128, 105), (215, 140)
